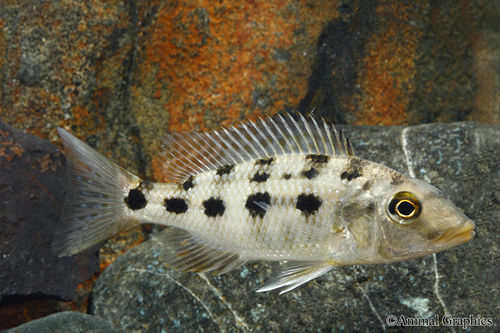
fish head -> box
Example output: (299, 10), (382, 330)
(374, 177), (475, 262)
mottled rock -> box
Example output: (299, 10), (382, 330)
(1, 311), (120, 333)
(0, 121), (99, 301)
(90, 122), (499, 332)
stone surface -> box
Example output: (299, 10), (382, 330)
(1, 311), (120, 333)
(0, 120), (99, 302)
(90, 122), (499, 332)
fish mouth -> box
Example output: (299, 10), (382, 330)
(432, 220), (475, 249)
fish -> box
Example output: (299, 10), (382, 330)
(53, 113), (475, 294)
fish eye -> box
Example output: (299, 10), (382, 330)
(387, 191), (421, 225)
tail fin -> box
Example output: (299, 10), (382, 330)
(53, 128), (141, 256)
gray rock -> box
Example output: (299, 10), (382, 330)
(0, 121), (99, 301)
(1, 311), (120, 333)
(90, 122), (499, 332)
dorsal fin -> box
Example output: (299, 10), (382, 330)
(153, 112), (354, 182)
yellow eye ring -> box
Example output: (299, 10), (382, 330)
(387, 192), (421, 225)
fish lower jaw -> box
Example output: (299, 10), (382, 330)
(431, 222), (475, 250)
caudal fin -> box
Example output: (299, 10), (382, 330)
(53, 128), (141, 256)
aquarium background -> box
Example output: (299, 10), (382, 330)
(0, 0), (499, 331)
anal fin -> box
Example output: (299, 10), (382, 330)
(155, 227), (245, 275)
(257, 261), (334, 294)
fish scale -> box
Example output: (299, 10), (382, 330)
(53, 113), (475, 293)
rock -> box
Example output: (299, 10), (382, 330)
(90, 122), (499, 332)
(0, 121), (99, 302)
(1, 311), (120, 333)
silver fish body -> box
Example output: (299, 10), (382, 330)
(54, 113), (475, 293)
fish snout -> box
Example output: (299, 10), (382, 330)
(432, 219), (475, 247)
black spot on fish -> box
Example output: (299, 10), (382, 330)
(283, 173), (292, 180)
(125, 189), (147, 210)
(203, 197), (225, 217)
(216, 164), (235, 176)
(306, 154), (329, 164)
(245, 192), (271, 218)
(340, 158), (363, 181)
(251, 171), (270, 183)
(182, 176), (195, 191)
(302, 167), (319, 179)
(256, 157), (274, 165)
(340, 170), (360, 181)
(390, 172), (405, 185)
(296, 193), (322, 216)
(165, 198), (188, 214)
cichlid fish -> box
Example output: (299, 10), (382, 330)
(53, 113), (475, 293)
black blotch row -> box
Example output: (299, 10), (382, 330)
(165, 198), (188, 214)
(282, 173), (292, 180)
(245, 192), (271, 218)
(340, 158), (363, 181)
(302, 167), (319, 179)
(203, 197), (225, 217)
(256, 157), (274, 165)
(125, 189), (147, 210)
(182, 175), (195, 191)
(306, 154), (329, 164)
(296, 193), (322, 216)
(216, 164), (235, 176)
(251, 171), (270, 183)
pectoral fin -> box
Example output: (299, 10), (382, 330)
(257, 261), (334, 294)
(155, 227), (245, 275)
(252, 202), (327, 245)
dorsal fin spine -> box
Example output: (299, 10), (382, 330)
(196, 131), (232, 167)
(270, 115), (296, 154)
(226, 125), (255, 160)
(279, 114), (302, 153)
(309, 115), (327, 154)
(240, 121), (270, 158)
(231, 124), (258, 158)
(156, 138), (188, 179)
(168, 134), (201, 176)
(214, 128), (245, 163)
(259, 116), (285, 155)
(340, 130), (349, 156)
(333, 125), (344, 155)
(347, 137), (354, 155)
(175, 133), (209, 173)
(322, 118), (335, 155)
(276, 115), (300, 154)
(205, 130), (234, 164)
(249, 120), (276, 156)
(298, 113), (317, 153)
(299, 114), (321, 153)
(165, 136), (194, 178)
(185, 133), (218, 170)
